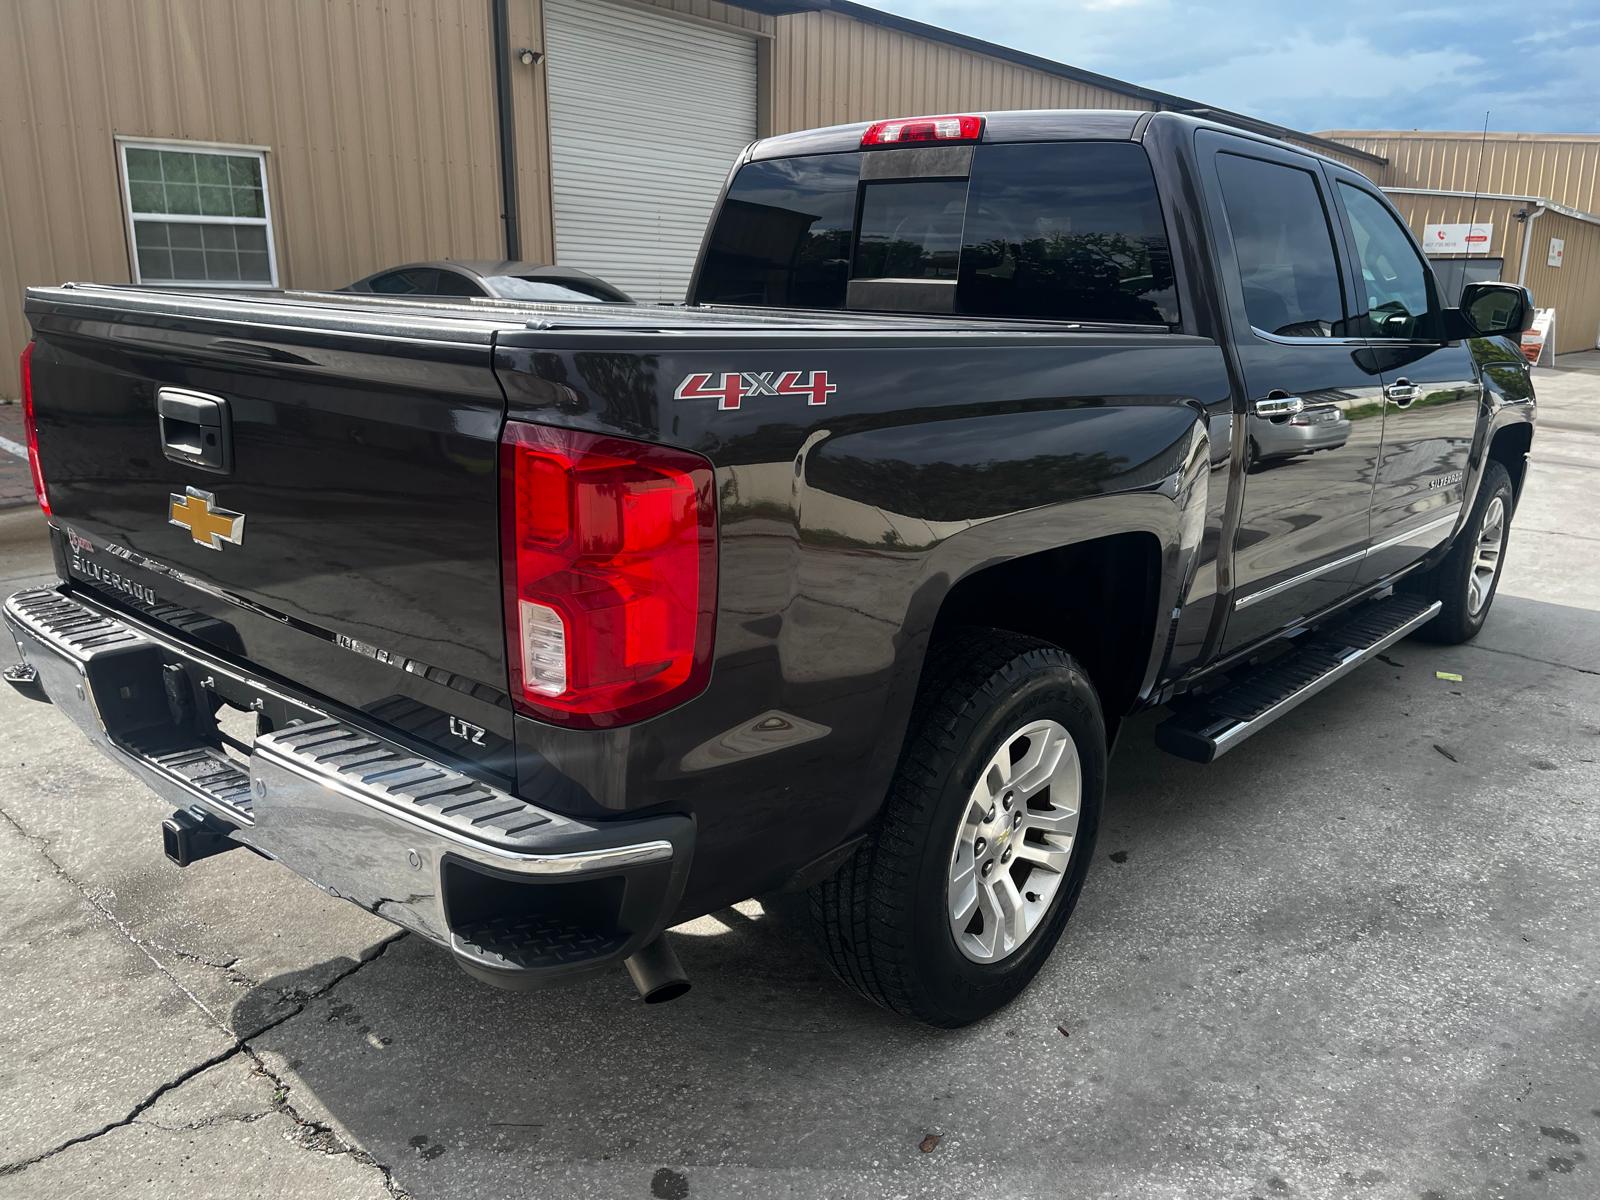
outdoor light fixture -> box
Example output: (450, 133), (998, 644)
(517, 47), (541, 66)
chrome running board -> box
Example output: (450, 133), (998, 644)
(1157, 593), (1441, 763)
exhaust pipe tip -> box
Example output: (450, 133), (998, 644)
(624, 936), (691, 1004)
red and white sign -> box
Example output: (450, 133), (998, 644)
(1422, 222), (1494, 255)
(1548, 237), (1565, 268)
(1521, 308), (1555, 366)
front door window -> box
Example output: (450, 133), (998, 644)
(1338, 185), (1441, 342)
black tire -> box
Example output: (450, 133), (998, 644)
(1406, 460), (1514, 644)
(807, 629), (1105, 1027)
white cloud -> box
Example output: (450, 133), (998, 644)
(1515, 17), (1600, 43)
(846, 0), (1595, 132)
(1153, 35), (1480, 109)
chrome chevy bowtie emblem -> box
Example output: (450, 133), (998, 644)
(168, 486), (245, 550)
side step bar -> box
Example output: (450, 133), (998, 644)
(1157, 593), (1441, 764)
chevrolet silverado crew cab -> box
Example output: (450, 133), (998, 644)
(7, 110), (1535, 1027)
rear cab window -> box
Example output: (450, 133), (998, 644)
(694, 140), (1179, 327)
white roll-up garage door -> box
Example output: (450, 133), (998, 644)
(542, 0), (757, 303)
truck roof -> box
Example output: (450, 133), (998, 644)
(746, 108), (1359, 172)
(749, 108), (1148, 161)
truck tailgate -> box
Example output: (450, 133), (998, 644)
(24, 286), (520, 777)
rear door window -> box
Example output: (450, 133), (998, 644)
(1214, 153), (1347, 338)
(695, 140), (1178, 326)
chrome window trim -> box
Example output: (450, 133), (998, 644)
(1246, 330), (1370, 348)
(1234, 509), (1460, 611)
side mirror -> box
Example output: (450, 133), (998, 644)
(1454, 282), (1535, 338)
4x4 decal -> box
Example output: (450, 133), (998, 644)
(674, 370), (836, 411)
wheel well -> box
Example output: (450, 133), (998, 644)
(1489, 423), (1533, 501)
(929, 532), (1162, 731)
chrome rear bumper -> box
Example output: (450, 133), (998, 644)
(4, 586), (692, 990)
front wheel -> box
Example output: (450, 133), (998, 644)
(807, 629), (1105, 1027)
(1408, 459), (1514, 644)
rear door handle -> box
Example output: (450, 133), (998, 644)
(1253, 395), (1305, 418)
(1383, 379), (1422, 408)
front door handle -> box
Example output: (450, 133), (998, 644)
(1253, 395), (1305, 418)
(1383, 379), (1422, 408)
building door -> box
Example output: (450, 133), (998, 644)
(542, 0), (757, 303)
(1328, 177), (1481, 585)
(1197, 132), (1389, 654)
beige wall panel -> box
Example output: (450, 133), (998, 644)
(632, 0), (772, 33)
(0, 0), (507, 388)
(1284, 137), (1383, 179)
(1384, 195), (1526, 265)
(1329, 132), (1600, 214)
(1518, 213), (1600, 354)
(767, 10), (1146, 135)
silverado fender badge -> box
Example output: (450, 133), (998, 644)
(168, 486), (245, 550)
(674, 370), (836, 411)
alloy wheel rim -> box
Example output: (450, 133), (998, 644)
(1468, 495), (1505, 616)
(946, 718), (1081, 965)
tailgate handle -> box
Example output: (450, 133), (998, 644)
(157, 388), (233, 474)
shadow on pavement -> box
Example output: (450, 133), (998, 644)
(226, 598), (1600, 1200)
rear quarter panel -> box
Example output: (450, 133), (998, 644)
(495, 330), (1231, 916)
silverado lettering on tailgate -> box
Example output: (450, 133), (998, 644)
(70, 551), (157, 606)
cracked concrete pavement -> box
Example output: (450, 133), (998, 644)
(0, 364), (1597, 1199)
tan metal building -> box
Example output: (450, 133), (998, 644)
(1324, 130), (1600, 355)
(16, 0), (1597, 390)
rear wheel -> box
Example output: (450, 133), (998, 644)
(807, 629), (1105, 1027)
(1408, 460), (1514, 644)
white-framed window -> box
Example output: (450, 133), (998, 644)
(116, 138), (279, 287)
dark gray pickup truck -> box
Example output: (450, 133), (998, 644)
(7, 110), (1535, 1026)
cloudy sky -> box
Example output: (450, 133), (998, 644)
(854, 1), (1600, 135)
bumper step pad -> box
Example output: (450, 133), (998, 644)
(7, 588), (146, 658)
(257, 720), (570, 852)
(453, 914), (629, 971)
(1156, 592), (1440, 763)
(143, 743), (256, 814)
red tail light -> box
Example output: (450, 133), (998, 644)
(861, 114), (983, 147)
(19, 342), (49, 515)
(499, 422), (717, 728)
